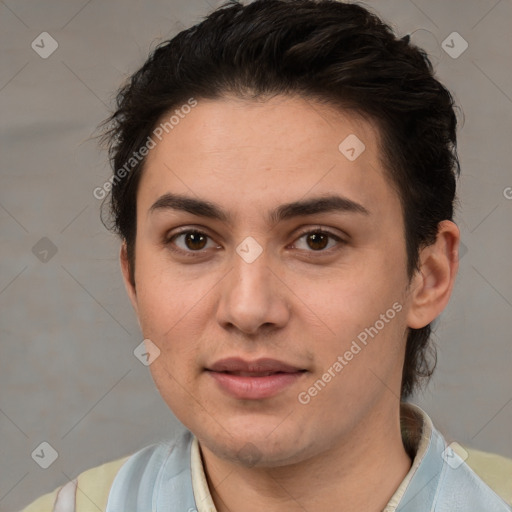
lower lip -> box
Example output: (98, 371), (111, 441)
(207, 371), (305, 400)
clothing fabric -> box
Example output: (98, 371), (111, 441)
(21, 404), (512, 511)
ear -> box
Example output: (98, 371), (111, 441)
(406, 220), (460, 329)
(120, 242), (139, 316)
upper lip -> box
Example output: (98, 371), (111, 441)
(207, 357), (304, 374)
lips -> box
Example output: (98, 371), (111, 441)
(207, 357), (303, 374)
(206, 357), (306, 400)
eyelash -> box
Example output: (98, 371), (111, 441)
(164, 227), (345, 259)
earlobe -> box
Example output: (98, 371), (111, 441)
(120, 242), (138, 315)
(406, 220), (460, 329)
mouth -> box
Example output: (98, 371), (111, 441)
(205, 357), (307, 400)
(216, 370), (302, 377)
(207, 357), (305, 374)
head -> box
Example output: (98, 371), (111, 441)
(100, 0), (460, 466)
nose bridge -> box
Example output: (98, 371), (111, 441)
(232, 250), (271, 300)
(216, 242), (290, 334)
(231, 234), (273, 294)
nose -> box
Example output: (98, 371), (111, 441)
(215, 247), (291, 336)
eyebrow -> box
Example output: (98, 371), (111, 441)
(148, 192), (370, 225)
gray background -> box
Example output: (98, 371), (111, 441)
(1, 0), (511, 510)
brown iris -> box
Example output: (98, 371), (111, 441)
(306, 232), (329, 250)
(184, 232), (208, 250)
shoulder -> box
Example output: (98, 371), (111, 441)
(456, 444), (512, 506)
(20, 433), (193, 512)
(404, 403), (512, 509)
(20, 456), (130, 512)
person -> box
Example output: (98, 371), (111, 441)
(22, 0), (512, 510)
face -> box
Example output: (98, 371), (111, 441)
(123, 95), (416, 467)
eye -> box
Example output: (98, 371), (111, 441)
(167, 230), (219, 253)
(292, 229), (344, 252)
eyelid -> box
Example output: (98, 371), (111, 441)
(292, 224), (348, 242)
(165, 225), (219, 243)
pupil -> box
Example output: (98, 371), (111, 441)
(308, 233), (328, 250)
(186, 232), (206, 250)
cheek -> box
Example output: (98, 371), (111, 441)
(293, 254), (406, 340)
(133, 263), (213, 373)
(288, 245), (409, 391)
(133, 248), (202, 336)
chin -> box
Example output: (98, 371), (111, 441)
(195, 414), (315, 468)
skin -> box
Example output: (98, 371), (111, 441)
(121, 95), (460, 511)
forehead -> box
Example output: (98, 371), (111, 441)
(138, 95), (398, 219)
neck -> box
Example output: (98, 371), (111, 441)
(200, 400), (413, 512)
